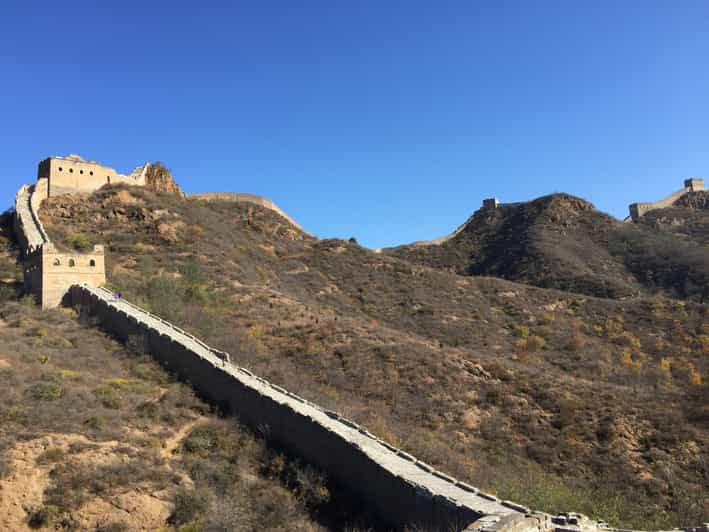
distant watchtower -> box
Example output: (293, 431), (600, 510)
(628, 178), (705, 221)
(482, 197), (500, 210)
(684, 178), (705, 192)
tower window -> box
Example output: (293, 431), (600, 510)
(69, 168), (73, 173)
(68, 259), (76, 267)
(80, 169), (84, 174)
(89, 259), (96, 267)
(89, 171), (94, 176)
(53, 259), (61, 266)
(58, 167), (63, 172)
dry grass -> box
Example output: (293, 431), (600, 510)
(39, 186), (709, 529)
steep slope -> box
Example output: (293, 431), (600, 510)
(637, 190), (709, 246)
(0, 214), (361, 532)
(39, 185), (709, 529)
(387, 193), (709, 301)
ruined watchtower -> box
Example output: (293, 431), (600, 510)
(15, 154), (157, 308)
(37, 154), (149, 197)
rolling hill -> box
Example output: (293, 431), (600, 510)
(387, 193), (709, 302)
(35, 184), (709, 529)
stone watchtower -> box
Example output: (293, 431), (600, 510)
(37, 154), (148, 197)
(684, 178), (705, 192)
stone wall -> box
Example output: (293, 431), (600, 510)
(68, 283), (528, 531)
(14, 180), (107, 308)
(40, 244), (106, 308)
(189, 192), (310, 235)
(628, 179), (706, 221)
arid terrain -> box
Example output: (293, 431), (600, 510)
(35, 184), (709, 530)
(0, 214), (373, 531)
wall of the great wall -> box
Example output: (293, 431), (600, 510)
(189, 192), (311, 235)
(629, 179), (706, 221)
(14, 180), (106, 308)
(68, 283), (531, 531)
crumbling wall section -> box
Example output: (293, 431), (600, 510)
(190, 192), (310, 235)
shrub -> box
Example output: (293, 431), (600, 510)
(27, 382), (63, 401)
(27, 505), (60, 528)
(37, 447), (65, 465)
(182, 425), (226, 456)
(67, 232), (93, 252)
(511, 324), (529, 338)
(94, 384), (121, 409)
(84, 416), (105, 430)
(170, 488), (210, 526)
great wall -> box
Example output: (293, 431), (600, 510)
(11, 156), (709, 532)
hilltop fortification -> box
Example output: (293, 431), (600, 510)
(628, 178), (705, 221)
(15, 155), (182, 307)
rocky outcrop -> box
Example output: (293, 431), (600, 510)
(674, 190), (709, 209)
(144, 163), (183, 196)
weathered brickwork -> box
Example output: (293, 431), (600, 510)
(38, 154), (148, 197)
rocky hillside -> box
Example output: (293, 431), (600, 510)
(387, 193), (709, 301)
(0, 214), (376, 532)
(39, 185), (709, 529)
(637, 191), (709, 246)
(144, 162), (183, 196)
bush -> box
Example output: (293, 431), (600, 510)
(27, 382), (63, 401)
(67, 232), (93, 252)
(27, 505), (60, 529)
(170, 488), (210, 526)
(37, 447), (65, 465)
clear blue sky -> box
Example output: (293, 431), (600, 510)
(1, 1), (707, 248)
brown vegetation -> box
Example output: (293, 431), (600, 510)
(38, 185), (709, 529)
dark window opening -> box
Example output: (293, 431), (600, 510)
(89, 171), (94, 176)
(89, 259), (96, 267)
(53, 259), (61, 266)
(58, 167), (63, 172)
(80, 170), (84, 174)
(69, 168), (73, 173)
(68, 259), (76, 267)
(107, 176), (111, 184)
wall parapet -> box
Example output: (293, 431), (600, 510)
(69, 283), (522, 530)
(68, 283), (709, 532)
(14, 183), (49, 255)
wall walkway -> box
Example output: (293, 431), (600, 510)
(68, 283), (529, 530)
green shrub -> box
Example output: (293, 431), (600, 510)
(27, 382), (63, 401)
(66, 232), (93, 252)
(84, 416), (105, 430)
(183, 425), (226, 456)
(27, 505), (60, 528)
(170, 488), (210, 526)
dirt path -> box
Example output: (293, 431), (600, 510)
(161, 416), (205, 459)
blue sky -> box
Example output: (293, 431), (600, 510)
(1, 1), (707, 248)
